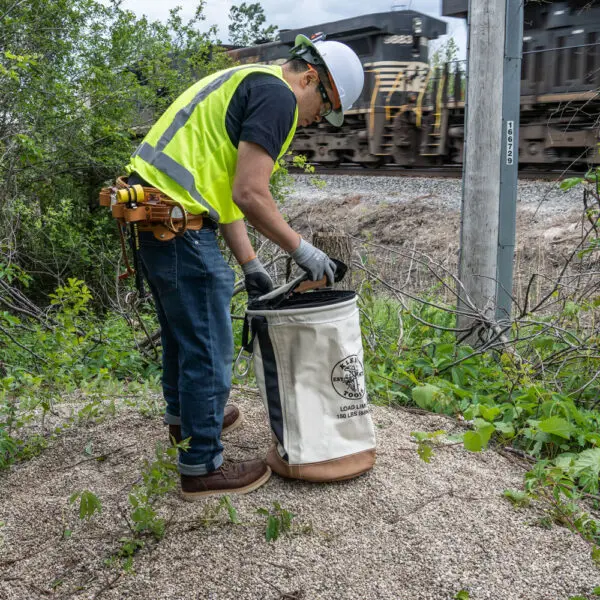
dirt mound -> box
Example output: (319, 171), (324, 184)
(285, 193), (585, 299)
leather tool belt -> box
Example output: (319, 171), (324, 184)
(99, 176), (213, 241)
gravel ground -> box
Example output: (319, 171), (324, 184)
(287, 174), (583, 220)
(0, 390), (598, 600)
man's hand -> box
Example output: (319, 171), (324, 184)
(242, 258), (273, 299)
(290, 238), (337, 283)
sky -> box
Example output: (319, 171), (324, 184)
(106, 0), (467, 56)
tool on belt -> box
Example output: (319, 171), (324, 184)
(99, 176), (206, 298)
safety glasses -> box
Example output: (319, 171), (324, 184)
(306, 64), (333, 117)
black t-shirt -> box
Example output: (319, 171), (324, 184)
(225, 72), (297, 161)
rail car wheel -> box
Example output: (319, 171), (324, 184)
(359, 158), (383, 168)
(350, 149), (384, 168)
(392, 112), (418, 166)
(314, 146), (342, 166)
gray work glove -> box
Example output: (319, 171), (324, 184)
(242, 258), (273, 299)
(290, 238), (337, 284)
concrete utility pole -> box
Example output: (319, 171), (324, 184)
(457, 0), (522, 341)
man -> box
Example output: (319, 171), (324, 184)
(125, 34), (364, 499)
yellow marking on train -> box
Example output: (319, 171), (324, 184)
(434, 71), (447, 132)
(385, 71), (404, 121)
(369, 72), (381, 139)
(415, 67), (432, 129)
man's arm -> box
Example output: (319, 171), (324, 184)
(232, 141), (300, 253)
(220, 219), (274, 298)
(232, 140), (336, 283)
(219, 219), (256, 266)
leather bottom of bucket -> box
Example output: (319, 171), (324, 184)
(266, 444), (376, 482)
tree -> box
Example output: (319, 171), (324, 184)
(228, 2), (278, 47)
(430, 36), (460, 69)
(0, 0), (232, 302)
(429, 36), (462, 98)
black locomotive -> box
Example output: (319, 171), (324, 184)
(228, 1), (600, 167)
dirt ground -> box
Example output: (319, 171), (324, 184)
(284, 191), (586, 302)
(1, 392), (598, 600)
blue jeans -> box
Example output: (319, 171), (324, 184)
(138, 227), (235, 475)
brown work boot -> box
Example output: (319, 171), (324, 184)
(181, 459), (271, 500)
(168, 404), (242, 445)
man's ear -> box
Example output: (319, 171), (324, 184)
(303, 68), (318, 88)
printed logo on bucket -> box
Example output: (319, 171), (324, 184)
(331, 355), (365, 399)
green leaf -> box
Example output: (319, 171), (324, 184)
(503, 489), (530, 508)
(553, 453), (576, 471)
(412, 384), (440, 411)
(479, 406), (501, 422)
(592, 586), (600, 595)
(560, 177), (583, 191)
(454, 591), (470, 600)
(280, 509), (294, 532)
(417, 443), (433, 463)
(573, 448), (600, 477)
(494, 422), (515, 437)
(538, 416), (574, 440)
(531, 335), (557, 350)
(221, 496), (240, 524)
(476, 423), (495, 447)
(592, 547), (600, 567)
(70, 490), (102, 520)
(563, 301), (580, 317)
(266, 515), (280, 542)
(463, 431), (483, 452)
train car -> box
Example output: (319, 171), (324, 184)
(230, 1), (600, 168)
(434, 0), (600, 166)
(228, 10), (447, 166)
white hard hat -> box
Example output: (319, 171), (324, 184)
(291, 34), (364, 127)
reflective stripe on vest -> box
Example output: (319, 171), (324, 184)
(133, 142), (219, 221)
(128, 65), (298, 223)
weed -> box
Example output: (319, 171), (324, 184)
(411, 430), (447, 463)
(69, 490), (102, 520)
(502, 489), (530, 508)
(257, 502), (296, 542)
(125, 441), (183, 540)
(196, 495), (242, 528)
(506, 463), (600, 565)
(0, 430), (18, 469)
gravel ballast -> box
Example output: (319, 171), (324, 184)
(0, 390), (598, 600)
(287, 174), (583, 219)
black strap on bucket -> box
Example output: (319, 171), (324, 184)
(241, 315), (255, 353)
(252, 315), (287, 460)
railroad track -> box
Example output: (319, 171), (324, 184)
(292, 163), (585, 181)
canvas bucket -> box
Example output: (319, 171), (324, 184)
(241, 278), (376, 482)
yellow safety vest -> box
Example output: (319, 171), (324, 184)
(126, 65), (298, 223)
